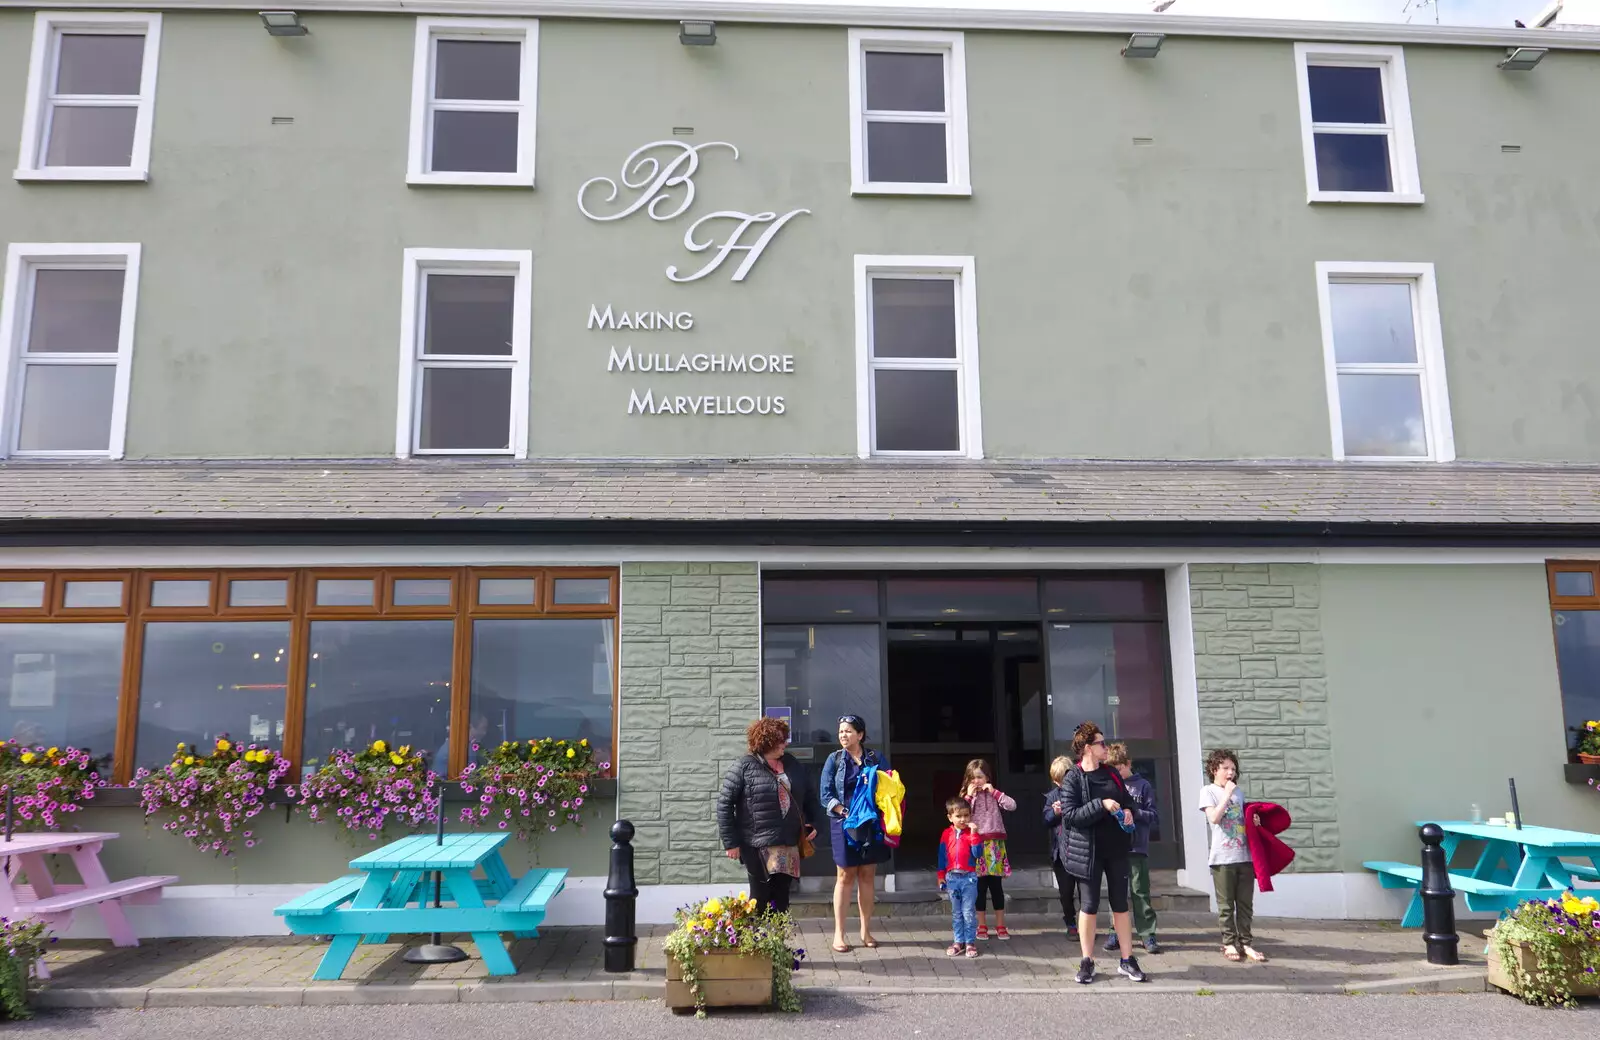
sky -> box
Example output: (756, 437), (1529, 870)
(776, 0), (1555, 28)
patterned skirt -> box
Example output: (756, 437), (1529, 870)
(977, 839), (1010, 877)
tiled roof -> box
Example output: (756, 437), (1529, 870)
(0, 458), (1598, 528)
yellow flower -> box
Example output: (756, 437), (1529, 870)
(47, 747), (58, 757)
(372, 740), (387, 754)
(177, 742), (186, 750)
(580, 739), (589, 747)
(216, 739), (232, 752)
(243, 750), (256, 763)
(398, 745), (411, 757)
(566, 748), (576, 759)
(183, 756), (195, 766)
(19, 752), (35, 765)
(390, 753), (404, 765)
(703, 898), (723, 916)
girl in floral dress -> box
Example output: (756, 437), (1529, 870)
(961, 759), (1016, 939)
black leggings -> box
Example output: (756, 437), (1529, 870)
(1052, 859), (1078, 925)
(1077, 855), (1131, 915)
(746, 868), (793, 915)
(976, 876), (1006, 911)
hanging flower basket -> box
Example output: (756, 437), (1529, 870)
(136, 737), (290, 856)
(457, 737), (607, 841)
(290, 741), (439, 841)
(0, 742), (108, 830)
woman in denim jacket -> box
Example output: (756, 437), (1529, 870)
(819, 714), (891, 953)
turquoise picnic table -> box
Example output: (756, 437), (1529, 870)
(273, 832), (566, 980)
(1365, 821), (1600, 928)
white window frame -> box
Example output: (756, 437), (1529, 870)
(847, 29), (971, 197)
(1292, 42), (1422, 205)
(407, 18), (539, 187)
(396, 247), (531, 459)
(854, 255), (982, 459)
(0, 243), (141, 459)
(1314, 261), (1454, 463)
(15, 12), (162, 182)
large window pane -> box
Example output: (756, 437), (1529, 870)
(28, 269), (124, 353)
(0, 623), (123, 762)
(423, 274), (514, 356)
(431, 110), (519, 173)
(1048, 621), (1169, 746)
(864, 51), (944, 112)
(1553, 610), (1600, 755)
(17, 364), (116, 452)
(44, 105), (138, 167)
(136, 621), (289, 770)
(1329, 281), (1416, 364)
(873, 369), (959, 452)
(1307, 64), (1386, 124)
(56, 34), (145, 96)
(303, 620), (453, 776)
(434, 39), (520, 101)
(762, 623), (882, 751)
(1313, 133), (1392, 193)
(865, 121), (947, 183)
(470, 618), (614, 772)
(886, 578), (1038, 619)
(419, 367), (513, 451)
(871, 278), (956, 359)
(761, 579), (880, 621)
(1338, 373), (1427, 457)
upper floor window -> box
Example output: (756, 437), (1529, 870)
(854, 255), (982, 458)
(1315, 261), (1453, 462)
(1293, 43), (1421, 204)
(15, 12), (162, 182)
(396, 248), (531, 458)
(408, 18), (539, 187)
(847, 29), (970, 196)
(0, 244), (140, 458)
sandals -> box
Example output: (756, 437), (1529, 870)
(964, 945), (980, 958)
(995, 926), (1010, 940)
(946, 943), (964, 957)
(831, 940), (851, 953)
(1222, 945), (1242, 961)
(1243, 946), (1269, 962)
(861, 937), (880, 949)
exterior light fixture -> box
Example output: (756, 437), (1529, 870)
(1498, 46), (1548, 70)
(259, 11), (308, 37)
(679, 20), (716, 46)
(1122, 32), (1165, 58)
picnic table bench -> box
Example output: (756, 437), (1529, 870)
(1365, 820), (1600, 927)
(274, 832), (566, 980)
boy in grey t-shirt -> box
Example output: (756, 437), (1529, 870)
(1197, 749), (1266, 962)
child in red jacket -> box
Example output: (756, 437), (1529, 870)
(937, 798), (983, 958)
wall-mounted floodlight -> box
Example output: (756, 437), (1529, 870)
(680, 20), (717, 46)
(1122, 33), (1165, 59)
(259, 11), (308, 37)
(1498, 46), (1548, 70)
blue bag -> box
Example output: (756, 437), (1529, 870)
(843, 764), (882, 850)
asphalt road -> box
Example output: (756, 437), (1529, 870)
(9, 994), (1597, 1039)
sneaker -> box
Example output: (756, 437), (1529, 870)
(1075, 957), (1095, 984)
(964, 945), (980, 959)
(1143, 936), (1163, 955)
(1103, 933), (1120, 952)
(1119, 956), (1148, 983)
(1066, 925), (1079, 941)
(976, 925), (988, 940)
(995, 927), (1010, 940)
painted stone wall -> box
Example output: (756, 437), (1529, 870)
(1189, 563), (1339, 872)
(618, 562), (760, 885)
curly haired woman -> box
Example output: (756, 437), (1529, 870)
(716, 717), (822, 914)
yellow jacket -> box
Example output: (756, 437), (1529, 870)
(874, 768), (906, 839)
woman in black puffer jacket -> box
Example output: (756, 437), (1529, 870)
(716, 716), (822, 913)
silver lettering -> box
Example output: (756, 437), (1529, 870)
(607, 346), (635, 372)
(628, 388), (654, 414)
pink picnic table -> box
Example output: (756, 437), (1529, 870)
(0, 831), (176, 977)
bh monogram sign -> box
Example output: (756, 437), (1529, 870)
(577, 141), (808, 283)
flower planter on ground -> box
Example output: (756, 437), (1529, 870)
(666, 950), (773, 1011)
(1484, 891), (1600, 1007)
(1486, 931), (1600, 1000)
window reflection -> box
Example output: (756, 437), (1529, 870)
(0, 623), (122, 761)
(1554, 611), (1600, 755)
(303, 620), (453, 775)
(469, 618), (615, 772)
(1047, 621), (1169, 746)
(136, 621), (289, 770)
(761, 624), (883, 749)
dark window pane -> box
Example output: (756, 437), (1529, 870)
(552, 578), (610, 606)
(18, 365), (116, 452)
(762, 623), (882, 748)
(871, 278), (956, 359)
(150, 580), (211, 608)
(393, 578), (453, 606)
(62, 580), (122, 609)
(478, 577), (536, 605)
(316, 578), (373, 607)
(1307, 64), (1386, 124)
(135, 621), (290, 770)
(873, 369), (960, 452)
(1329, 282), (1416, 364)
(424, 275), (514, 357)
(864, 51), (944, 112)
(431, 110), (518, 173)
(1313, 133), (1393, 193)
(434, 39), (521, 101)
(885, 578), (1038, 619)
(0, 623), (123, 761)
(229, 579), (288, 608)
(56, 34), (144, 95)
(1555, 572), (1596, 598)
(1554, 610), (1600, 753)
(418, 368), (513, 451)
(469, 618), (614, 774)
(865, 120), (948, 183)
(0, 581), (46, 609)
(1044, 575), (1166, 619)
(1048, 621), (1169, 745)
(761, 579), (880, 621)
(44, 105), (137, 167)
(28, 269), (124, 353)
(303, 620), (454, 776)
(1338, 373), (1427, 457)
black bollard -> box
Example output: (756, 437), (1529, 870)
(604, 819), (639, 973)
(1419, 823), (1459, 966)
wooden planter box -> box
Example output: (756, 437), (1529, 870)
(1485, 930), (1600, 1000)
(665, 951), (773, 1011)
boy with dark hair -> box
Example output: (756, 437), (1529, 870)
(937, 797), (983, 958)
(1102, 743), (1161, 954)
